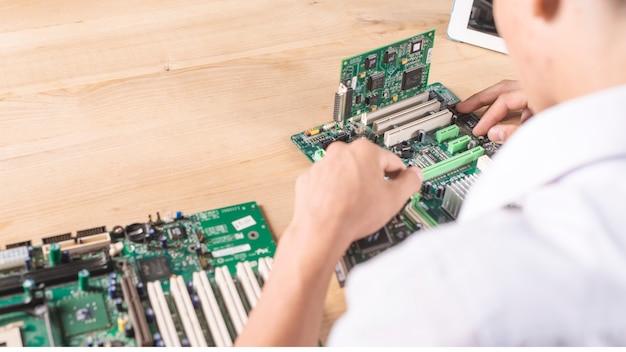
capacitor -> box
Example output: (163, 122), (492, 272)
(24, 257), (32, 271)
(175, 211), (183, 219)
(160, 236), (167, 249)
(22, 279), (35, 297)
(417, 129), (426, 143)
(117, 314), (129, 333)
(86, 337), (94, 347)
(115, 297), (124, 311)
(181, 338), (190, 347)
(145, 308), (155, 323)
(97, 339), (104, 347)
(61, 249), (70, 263)
(111, 225), (125, 239)
(435, 185), (446, 198)
(49, 242), (61, 267)
(27, 246), (34, 259)
(191, 294), (200, 309)
(467, 140), (479, 150)
(124, 323), (134, 338)
(155, 340), (165, 347)
(421, 181), (432, 195)
(108, 285), (117, 299)
(152, 332), (161, 343)
(186, 281), (194, 295)
(78, 269), (90, 291)
(136, 282), (145, 296)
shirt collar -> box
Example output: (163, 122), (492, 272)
(459, 84), (626, 222)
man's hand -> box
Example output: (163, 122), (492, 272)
(290, 139), (423, 255)
(236, 139), (422, 346)
(456, 80), (533, 143)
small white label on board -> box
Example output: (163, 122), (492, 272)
(232, 215), (256, 231)
(212, 244), (252, 258)
(426, 48), (433, 64)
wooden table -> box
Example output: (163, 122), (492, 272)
(0, 0), (515, 343)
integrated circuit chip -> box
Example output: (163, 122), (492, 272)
(367, 73), (385, 91)
(167, 226), (185, 240)
(356, 227), (391, 253)
(138, 256), (172, 282)
(57, 294), (110, 337)
(383, 48), (397, 64)
(410, 39), (423, 53)
(402, 66), (423, 91)
(365, 94), (379, 105)
(364, 54), (377, 70)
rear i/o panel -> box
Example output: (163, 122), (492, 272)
(290, 29), (500, 285)
(0, 202), (275, 347)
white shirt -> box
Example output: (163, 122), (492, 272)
(328, 85), (626, 346)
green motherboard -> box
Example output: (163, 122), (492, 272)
(291, 30), (499, 285)
(0, 202), (275, 347)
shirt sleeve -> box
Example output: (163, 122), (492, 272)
(326, 185), (626, 346)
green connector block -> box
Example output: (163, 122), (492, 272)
(422, 146), (485, 180)
(435, 124), (459, 142)
(447, 135), (471, 154)
(312, 149), (326, 161)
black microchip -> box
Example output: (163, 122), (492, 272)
(410, 39), (423, 53)
(168, 226), (185, 240)
(364, 54), (377, 70)
(356, 227), (391, 253)
(365, 94), (379, 105)
(335, 132), (349, 142)
(367, 73), (384, 91)
(383, 48), (397, 63)
(355, 94), (362, 105)
(402, 66), (423, 91)
(138, 256), (172, 282)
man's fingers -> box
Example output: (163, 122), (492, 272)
(487, 124), (519, 144)
(456, 80), (521, 113)
(472, 89), (528, 136)
(521, 108), (533, 123)
(386, 167), (423, 204)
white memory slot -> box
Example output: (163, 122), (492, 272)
(257, 257), (272, 283)
(372, 99), (441, 134)
(383, 109), (453, 147)
(244, 261), (262, 299)
(215, 266), (248, 335)
(147, 281), (181, 347)
(236, 262), (258, 308)
(171, 276), (207, 347)
(361, 91), (430, 125)
(265, 257), (273, 270)
(193, 272), (232, 347)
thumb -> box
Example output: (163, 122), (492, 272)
(388, 167), (423, 201)
(487, 124), (519, 144)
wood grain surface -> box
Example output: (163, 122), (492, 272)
(0, 0), (515, 343)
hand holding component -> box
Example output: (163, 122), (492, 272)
(456, 80), (533, 143)
(290, 139), (423, 252)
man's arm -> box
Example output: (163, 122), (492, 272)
(235, 140), (422, 346)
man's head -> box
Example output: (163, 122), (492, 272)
(493, 0), (626, 113)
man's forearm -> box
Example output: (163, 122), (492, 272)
(235, 222), (346, 346)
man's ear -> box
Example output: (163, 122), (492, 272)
(534, 0), (560, 21)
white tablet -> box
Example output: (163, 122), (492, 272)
(447, 0), (507, 54)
